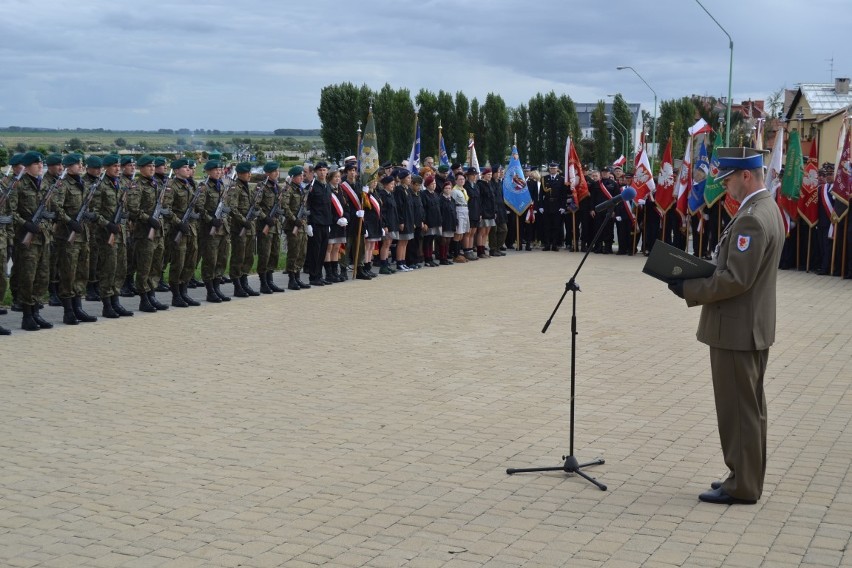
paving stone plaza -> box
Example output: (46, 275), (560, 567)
(2, 252), (851, 567)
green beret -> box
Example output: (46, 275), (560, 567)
(288, 165), (304, 177)
(10, 153), (25, 166)
(120, 156), (136, 166)
(153, 157), (167, 167)
(235, 162), (252, 174)
(203, 160), (220, 171)
(101, 154), (120, 167)
(207, 151), (222, 161)
(45, 153), (63, 166)
(85, 156), (103, 169)
(437, 164), (450, 173)
(169, 158), (188, 169)
(22, 151), (45, 166)
(137, 155), (155, 167)
(61, 153), (82, 167)
(187, 159), (196, 168)
(263, 161), (279, 173)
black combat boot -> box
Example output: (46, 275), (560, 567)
(102, 297), (119, 318)
(139, 291), (157, 313)
(213, 278), (231, 301)
(287, 272), (301, 290)
(322, 262), (335, 285)
(0, 323), (10, 335)
(111, 295), (134, 317)
(147, 290), (169, 310)
(157, 272), (169, 292)
(338, 263), (348, 281)
(259, 273), (273, 294)
(205, 281), (222, 303)
(296, 271), (311, 288)
(240, 275), (260, 296)
(188, 277), (202, 289)
(21, 304), (40, 331)
(120, 275), (136, 297)
(62, 298), (79, 325)
(73, 296), (98, 322)
(266, 271), (285, 293)
(48, 282), (62, 306)
(180, 284), (200, 306)
(85, 281), (100, 302)
(170, 284), (188, 308)
(232, 277), (249, 298)
(32, 306), (53, 328)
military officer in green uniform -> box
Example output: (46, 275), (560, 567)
(94, 154), (133, 318)
(281, 165), (310, 290)
(42, 153), (64, 307)
(228, 162), (261, 297)
(127, 155), (170, 313)
(120, 156), (138, 298)
(255, 161), (286, 294)
(0, 158), (22, 334)
(12, 151), (55, 331)
(199, 160), (237, 303)
(166, 158), (202, 308)
(54, 154), (101, 325)
(153, 156), (171, 292)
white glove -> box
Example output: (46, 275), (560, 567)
(558, 208), (566, 214)
(365, 230), (369, 238)
(638, 199), (646, 205)
(538, 208), (544, 214)
(703, 213), (710, 220)
(616, 216), (622, 222)
(337, 217), (348, 227)
(356, 210), (364, 218)
(306, 225), (314, 237)
(382, 227), (387, 236)
(362, 185), (371, 194)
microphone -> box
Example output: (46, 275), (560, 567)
(595, 186), (636, 213)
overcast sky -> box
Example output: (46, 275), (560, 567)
(1, 0), (848, 131)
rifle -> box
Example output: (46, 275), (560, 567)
(107, 173), (134, 247)
(208, 169), (236, 236)
(262, 179), (283, 236)
(174, 175), (207, 244)
(0, 170), (25, 211)
(22, 169), (67, 247)
(68, 172), (105, 243)
(147, 169), (172, 241)
(240, 176), (267, 238)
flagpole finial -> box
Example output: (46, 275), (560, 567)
(415, 104), (421, 115)
(514, 133), (517, 146)
(357, 120), (362, 134)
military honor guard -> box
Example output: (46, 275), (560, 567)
(255, 161), (286, 293)
(166, 158), (202, 307)
(199, 159), (237, 303)
(128, 155), (170, 313)
(228, 162), (261, 296)
(94, 154), (133, 318)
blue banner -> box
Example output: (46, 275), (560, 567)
(502, 145), (533, 215)
(688, 140), (709, 214)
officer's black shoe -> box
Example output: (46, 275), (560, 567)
(147, 290), (169, 311)
(111, 295), (134, 316)
(21, 305), (40, 331)
(308, 278), (325, 287)
(102, 297), (120, 318)
(288, 272), (301, 290)
(205, 282), (222, 303)
(32, 306), (53, 329)
(180, 284), (200, 306)
(259, 275), (273, 294)
(363, 262), (376, 278)
(85, 281), (100, 302)
(139, 292), (157, 313)
(240, 275), (260, 296)
(48, 282), (62, 306)
(266, 272), (286, 293)
(73, 296), (98, 322)
(170, 285), (188, 308)
(296, 274), (312, 288)
(221, 276), (232, 284)
(0, 324), (10, 335)
(232, 277), (249, 298)
(355, 268), (372, 280)
(62, 298), (79, 325)
(338, 264), (349, 281)
(214, 279), (231, 301)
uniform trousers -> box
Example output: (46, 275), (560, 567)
(229, 228), (255, 278)
(201, 230), (229, 281)
(14, 234), (50, 306)
(97, 230), (127, 297)
(286, 228), (308, 273)
(134, 236), (164, 293)
(57, 238), (89, 299)
(256, 228), (280, 275)
(306, 224), (330, 279)
(168, 230), (198, 286)
(710, 346), (768, 501)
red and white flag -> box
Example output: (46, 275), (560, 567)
(634, 131), (645, 168)
(631, 146), (656, 202)
(831, 116), (851, 218)
(655, 139), (676, 214)
(564, 136), (589, 202)
(688, 118), (713, 137)
(330, 192), (344, 218)
(675, 136), (693, 217)
(797, 141), (820, 227)
(612, 155), (626, 168)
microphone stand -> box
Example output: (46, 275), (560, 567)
(506, 207), (616, 491)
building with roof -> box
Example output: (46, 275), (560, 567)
(576, 102), (642, 140)
(784, 79), (852, 165)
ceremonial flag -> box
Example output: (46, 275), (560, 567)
(754, 118), (766, 150)
(724, 193), (741, 217)
(779, 129), (803, 218)
(407, 115), (421, 175)
(688, 140), (709, 214)
(564, 136), (589, 203)
(438, 127), (450, 167)
(612, 155), (626, 168)
(688, 118), (713, 137)
(634, 131), (645, 168)
(655, 138), (676, 214)
(798, 140), (820, 227)
(765, 129), (784, 198)
(502, 145), (533, 215)
(468, 136), (480, 179)
(631, 146), (655, 201)
(675, 136), (693, 217)
(704, 131), (725, 206)
(359, 107), (379, 186)
(831, 117), (851, 219)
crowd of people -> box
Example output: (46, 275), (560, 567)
(2, 150), (850, 336)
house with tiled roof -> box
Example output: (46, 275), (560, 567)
(784, 78), (852, 165)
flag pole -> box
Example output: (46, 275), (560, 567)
(351, 120), (364, 277)
(831, 224), (838, 275)
(796, 222), (800, 270)
(642, 205), (647, 253)
(806, 226), (813, 273)
(517, 214), (521, 251)
(572, 211), (577, 252)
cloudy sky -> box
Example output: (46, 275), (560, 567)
(1, 0), (848, 131)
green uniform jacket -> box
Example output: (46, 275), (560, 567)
(169, 177), (203, 239)
(200, 177), (239, 237)
(230, 178), (260, 236)
(281, 181), (307, 232)
(256, 179), (281, 235)
(128, 174), (170, 240)
(14, 173), (57, 243)
(55, 173), (100, 244)
(95, 175), (129, 245)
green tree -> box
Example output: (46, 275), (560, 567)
(611, 93), (634, 167)
(435, 90), (456, 160)
(510, 104), (530, 163)
(68, 138), (84, 151)
(114, 137), (127, 148)
(527, 93), (545, 167)
(591, 100), (611, 168)
(415, 88), (440, 161)
(453, 92), (470, 163)
(318, 82), (363, 161)
(0, 147), (8, 167)
(482, 93), (509, 167)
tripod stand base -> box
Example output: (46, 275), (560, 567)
(507, 455), (607, 491)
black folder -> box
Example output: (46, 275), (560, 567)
(642, 240), (716, 282)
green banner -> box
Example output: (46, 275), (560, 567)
(704, 131), (725, 207)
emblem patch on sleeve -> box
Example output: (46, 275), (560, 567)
(736, 235), (751, 251)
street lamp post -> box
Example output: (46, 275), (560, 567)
(694, 0), (733, 146)
(616, 66), (657, 167)
(609, 114), (630, 168)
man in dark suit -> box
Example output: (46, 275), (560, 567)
(668, 148), (785, 505)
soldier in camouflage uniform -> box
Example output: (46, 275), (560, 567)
(153, 157), (171, 292)
(12, 151), (55, 331)
(6, 153), (26, 312)
(255, 161), (286, 294)
(0, 160), (23, 335)
(42, 153), (64, 307)
(54, 154), (103, 325)
(228, 162), (261, 297)
(166, 158), (202, 308)
(199, 160), (237, 303)
(119, 156), (138, 298)
(94, 154), (134, 319)
(127, 155), (170, 313)
(281, 165), (311, 290)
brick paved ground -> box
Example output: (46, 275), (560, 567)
(1, 251), (851, 567)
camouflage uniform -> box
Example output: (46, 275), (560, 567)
(54, 172), (99, 300)
(282, 179), (308, 274)
(128, 173), (169, 294)
(121, 171), (137, 294)
(200, 176), (237, 284)
(167, 176), (202, 287)
(95, 174), (130, 299)
(228, 178), (259, 281)
(41, 168), (61, 303)
(255, 177), (282, 275)
(12, 173), (55, 308)
(0, 173), (17, 307)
